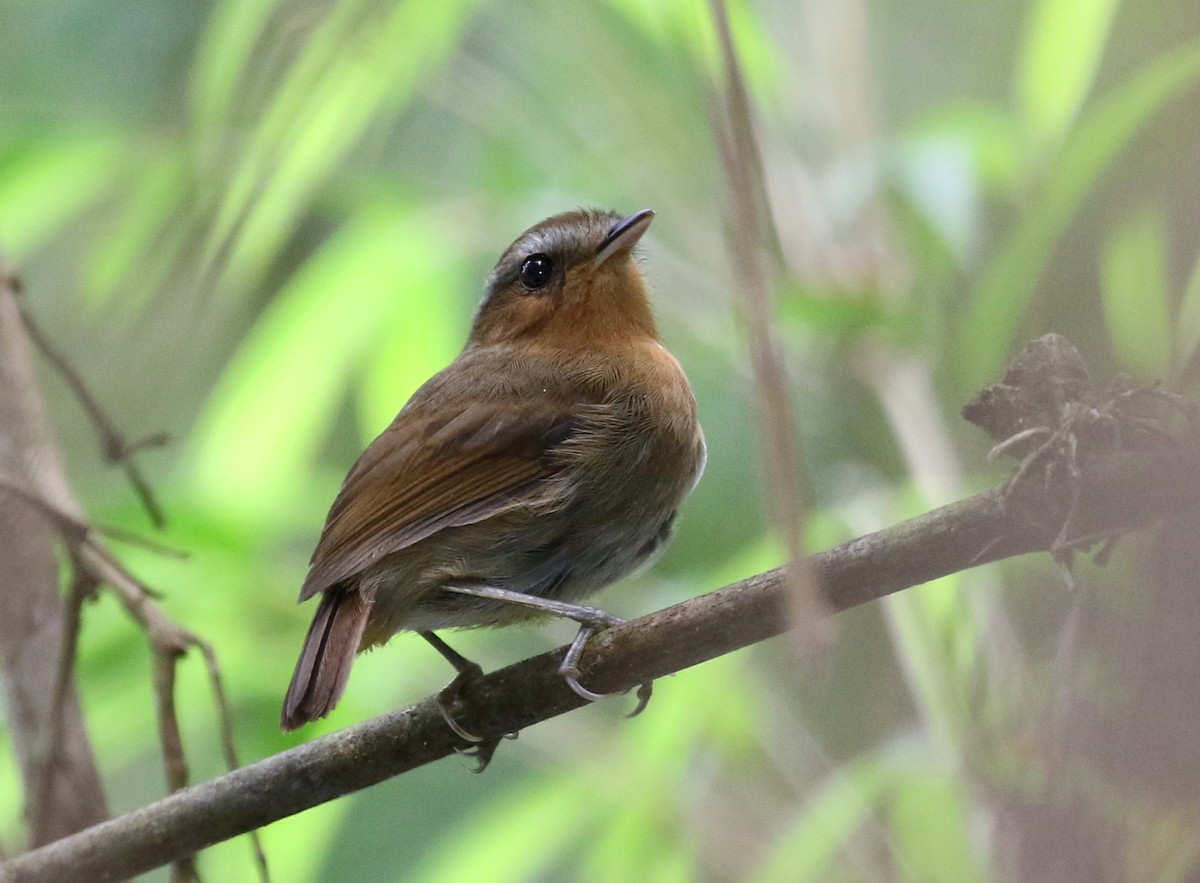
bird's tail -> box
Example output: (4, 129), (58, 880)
(280, 589), (371, 731)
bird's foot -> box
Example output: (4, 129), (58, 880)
(436, 663), (485, 743)
(558, 619), (654, 717)
(455, 730), (519, 773)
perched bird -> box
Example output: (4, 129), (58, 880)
(281, 208), (705, 737)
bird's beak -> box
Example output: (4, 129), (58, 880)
(594, 209), (654, 268)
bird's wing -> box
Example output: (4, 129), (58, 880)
(298, 400), (577, 601)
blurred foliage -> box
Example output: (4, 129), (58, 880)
(2, 0), (1200, 879)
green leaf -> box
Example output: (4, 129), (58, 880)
(908, 104), (1023, 196)
(778, 282), (892, 333)
(754, 755), (895, 883)
(408, 777), (596, 883)
(190, 0), (281, 135)
(888, 765), (984, 883)
(1017, 0), (1122, 147)
(882, 576), (972, 763)
(201, 0), (482, 294)
(959, 36), (1200, 392)
(0, 134), (123, 258)
(355, 274), (465, 440)
(606, 0), (780, 95)
(198, 0), (368, 268)
(754, 748), (985, 883)
(186, 206), (453, 518)
(1101, 210), (1172, 380)
(82, 148), (189, 308)
(583, 802), (679, 883)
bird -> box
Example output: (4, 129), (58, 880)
(280, 208), (706, 742)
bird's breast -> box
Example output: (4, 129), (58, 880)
(538, 342), (703, 589)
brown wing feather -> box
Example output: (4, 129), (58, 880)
(298, 400), (577, 600)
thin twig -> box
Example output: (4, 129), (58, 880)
(0, 477), (87, 547)
(706, 0), (829, 630)
(28, 564), (95, 839)
(0, 479), (267, 880)
(11, 293), (169, 528)
(88, 551), (268, 880)
(151, 634), (192, 801)
(90, 521), (189, 560)
(0, 264), (110, 843)
(198, 642), (271, 883)
(3, 442), (1196, 883)
(152, 647), (199, 883)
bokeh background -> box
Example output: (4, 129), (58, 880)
(4, 0), (1200, 879)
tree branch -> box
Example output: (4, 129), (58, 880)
(0, 261), (110, 846)
(0, 262), (267, 877)
(2, 441), (1196, 882)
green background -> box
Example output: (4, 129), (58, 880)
(3, 0), (1200, 879)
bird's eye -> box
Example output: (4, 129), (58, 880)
(519, 254), (554, 290)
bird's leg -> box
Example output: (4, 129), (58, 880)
(419, 630), (516, 772)
(421, 631), (485, 735)
(440, 584), (654, 713)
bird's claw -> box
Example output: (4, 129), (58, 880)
(456, 738), (502, 772)
(454, 730), (517, 772)
(559, 623), (655, 715)
(436, 668), (484, 743)
(439, 705), (483, 743)
(560, 662), (609, 702)
(626, 681), (653, 718)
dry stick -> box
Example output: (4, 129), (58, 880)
(0, 478), (268, 881)
(0, 476), (186, 563)
(16, 498), (89, 838)
(198, 641), (271, 881)
(11, 290), (168, 528)
(152, 647), (198, 883)
(2, 443), (1195, 883)
(706, 0), (828, 628)
(152, 641), (191, 796)
(0, 275), (110, 845)
(77, 547), (271, 882)
(0, 269), (264, 873)
(27, 566), (95, 841)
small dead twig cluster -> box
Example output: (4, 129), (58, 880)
(962, 333), (1198, 571)
(0, 265), (267, 882)
(6, 276), (169, 530)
